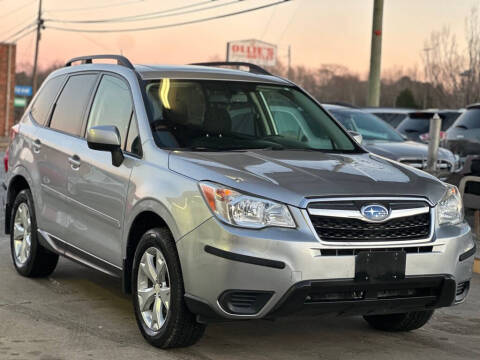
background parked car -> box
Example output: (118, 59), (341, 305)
(323, 104), (459, 180)
(444, 103), (480, 162)
(362, 107), (413, 128)
(396, 109), (463, 143)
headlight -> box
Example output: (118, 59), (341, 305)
(199, 181), (295, 229)
(437, 185), (464, 225)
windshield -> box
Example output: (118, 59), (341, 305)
(397, 112), (460, 133)
(329, 109), (404, 142)
(144, 80), (358, 152)
(452, 108), (480, 129)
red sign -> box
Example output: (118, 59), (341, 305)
(227, 39), (277, 67)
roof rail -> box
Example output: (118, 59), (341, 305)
(65, 54), (135, 70)
(190, 61), (272, 76)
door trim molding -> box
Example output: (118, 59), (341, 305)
(37, 229), (122, 278)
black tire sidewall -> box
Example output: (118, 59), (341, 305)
(10, 189), (39, 276)
(132, 228), (184, 344)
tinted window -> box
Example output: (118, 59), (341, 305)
(30, 75), (64, 125)
(330, 109), (404, 142)
(86, 75), (133, 146)
(126, 114), (142, 156)
(49, 74), (97, 136)
(454, 109), (480, 129)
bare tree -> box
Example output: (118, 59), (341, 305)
(422, 6), (480, 107)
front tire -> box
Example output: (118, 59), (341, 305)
(10, 189), (59, 277)
(363, 310), (434, 332)
(132, 228), (206, 348)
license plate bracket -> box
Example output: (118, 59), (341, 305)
(355, 251), (406, 282)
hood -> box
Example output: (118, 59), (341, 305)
(363, 140), (454, 162)
(168, 150), (447, 207)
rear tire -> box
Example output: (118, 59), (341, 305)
(10, 189), (59, 277)
(363, 310), (434, 332)
(132, 227), (206, 348)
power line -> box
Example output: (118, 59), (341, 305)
(10, 27), (36, 43)
(277, 0), (300, 43)
(1, 22), (36, 42)
(47, 0), (291, 33)
(0, 0), (36, 20)
(260, 5), (277, 40)
(1, 18), (36, 38)
(44, 0), (147, 14)
(45, 0), (241, 24)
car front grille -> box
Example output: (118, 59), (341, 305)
(399, 159), (454, 180)
(308, 199), (432, 243)
(399, 158), (452, 171)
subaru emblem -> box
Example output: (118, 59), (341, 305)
(361, 204), (389, 222)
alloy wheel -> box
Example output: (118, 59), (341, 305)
(137, 246), (171, 332)
(13, 202), (32, 266)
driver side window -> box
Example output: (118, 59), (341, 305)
(86, 74), (133, 147)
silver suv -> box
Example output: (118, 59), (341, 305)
(3, 55), (475, 349)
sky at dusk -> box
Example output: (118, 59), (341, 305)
(0, 0), (478, 77)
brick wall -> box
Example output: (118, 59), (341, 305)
(0, 43), (16, 137)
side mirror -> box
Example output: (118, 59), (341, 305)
(87, 125), (124, 167)
(348, 130), (363, 144)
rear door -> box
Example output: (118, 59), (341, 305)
(64, 73), (140, 267)
(27, 75), (65, 236)
(34, 73), (98, 240)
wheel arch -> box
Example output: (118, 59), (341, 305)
(122, 202), (180, 294)
(5, 172), (32, 234)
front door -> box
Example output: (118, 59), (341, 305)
(64, 74), (139, 267)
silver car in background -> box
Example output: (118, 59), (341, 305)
(3, 55), (475, 349)
(324, 104), (460, 180)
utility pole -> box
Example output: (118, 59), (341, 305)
(366, 0), (384, 107)
(287, 45), (292, 79)
(32, 0), (43, 95)
(426, 113), (442, 174)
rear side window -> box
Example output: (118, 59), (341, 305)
(30, 75), (65, 125)
(454, 109), (480, 129)
(49, 74), (98, 136)
(86, 75), (133, 146)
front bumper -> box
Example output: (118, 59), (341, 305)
(177, 208), (475, 321)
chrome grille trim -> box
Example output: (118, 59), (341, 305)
(302, 197), (435, 247)
(307, 206), (429, 223)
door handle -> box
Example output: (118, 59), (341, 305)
(32, 139), (42, 153)
(68, 155), (81, 169)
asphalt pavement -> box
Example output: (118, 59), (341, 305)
(0, 152), (479, 360)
